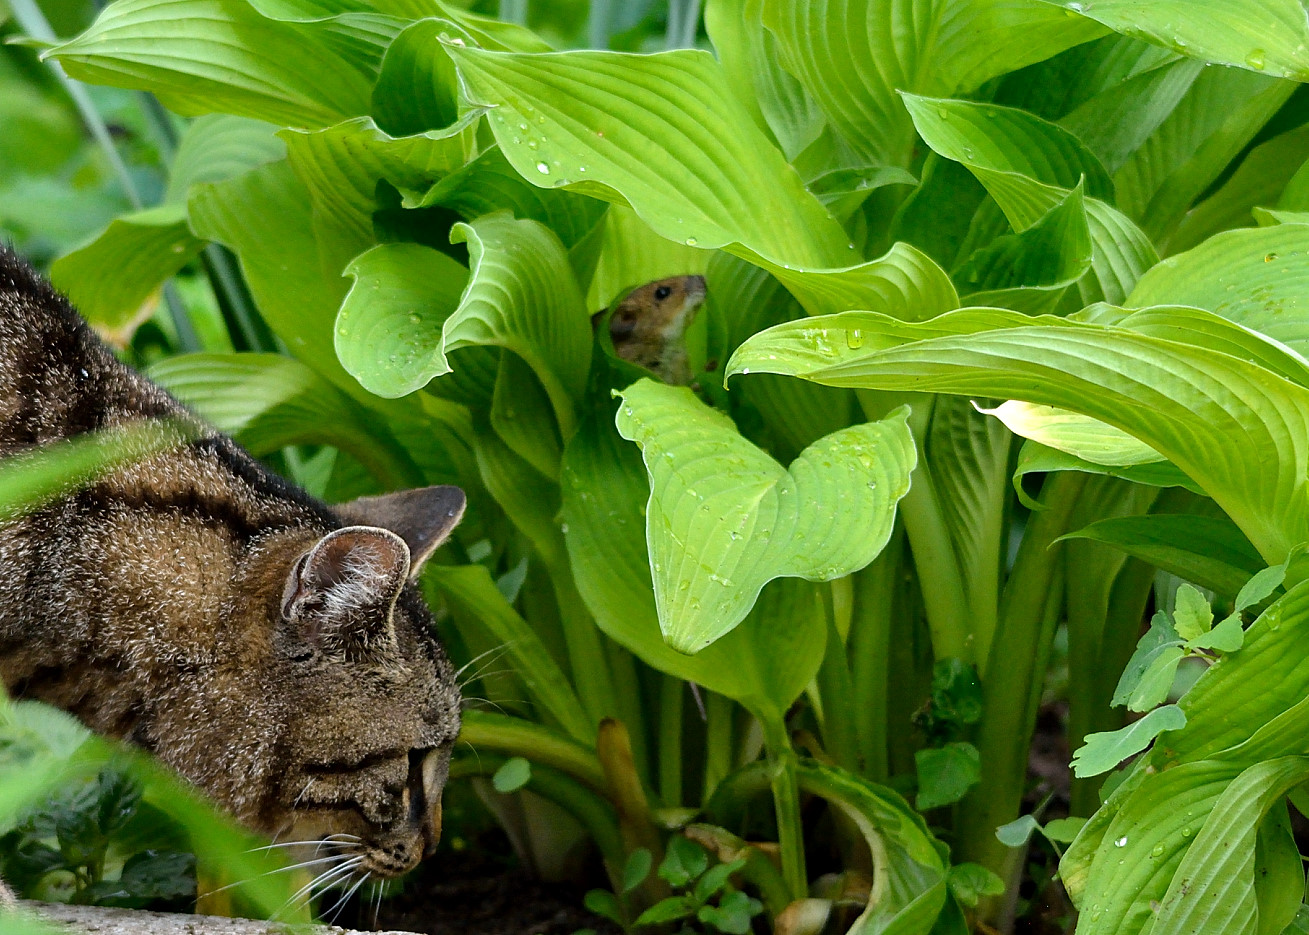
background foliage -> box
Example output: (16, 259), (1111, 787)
(7, 1), (1309, 933)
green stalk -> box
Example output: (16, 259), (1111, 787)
(702, 689), (734, 803)
(658, 676), (684, 807)
(588, 0), (612, 48)
(458, 709), (607, 794)
(665, 0), (703, 49)
(499, 0), (528, 25)
(549, 567), (620, 731)
(760, 715), (807, 901)
(848, 529), (904, 781)
(815, 612), (858, 772)
(200, 245), (279, 354)
(605, 642), (650, 784)
(955, 471), (1086, 881)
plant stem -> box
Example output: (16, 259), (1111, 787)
(199, 245), (278, 353)
(658, 676), (684, 807)
(760, 715), (807, 901)
(499, 0), (528, 25)
(458, 709), (608, 793)
(955, 471), (1086, 883)
(588, 0), (612, 48)
(815, 612), (858, 772)
(665, 0), (702, 49)
(849, 529), (904, 781)
(702, 689), (734, 804)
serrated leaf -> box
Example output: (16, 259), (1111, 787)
(1125, 644), (1185, 712)
(1188, 614), (1245, 654)
(1071, 705), (1187, 778)
(914, 743), (981, 811)
(1172, 584), (1214, 641)
(614, 381), (915, 652)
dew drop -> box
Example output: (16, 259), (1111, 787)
(1181, 827), (1193, 838)
(536, 162), (550, 174)
(1265, 252), (1279, 262)
(1150, 844), (1165, 858)
(1114, 836), (1127, 847)
(337, 327), (348, 336)
(527, 140), (538, 149)
(1246, 48), (1266, 70)
(409, 313), (421, 324)
(846, 328), (864, 349)
(518, 122), (528, 131)
(740, 367), (751, 375)
(685, 237), (698, 246)
(937, 106), (949, 118)
(678, 579), (690, 591)
(559, 522), (569, 534)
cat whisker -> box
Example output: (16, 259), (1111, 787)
(454, 643), (513, 683)
(324, 869), (371, 924)
(198, 852), (353, 902)
(248, 836), (356, 854)
(459, 696), (510, 716)
(275, 855), (364, 920)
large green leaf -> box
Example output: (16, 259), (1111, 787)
(336, 214), (590, 436)
(902, 93), (1157, 304)
(165, 114), (287, 202)
(49, 205), (203, 335)
(448, 44), (852, 268)
(1053, 0), (1309, 80)
(760, 0), (1099, 166)
(146, 352), (439, 489)
(1127, 223), (1309, 359)
(560, 380), (828, 717)
(727, 306), (1309, 563)
(187, 159), (362, 394)
(614, 379), (915, 652)
(1112, 67), (1293, 243)
(1062, 514), (1266, 602)
(46, 0), (396, 126)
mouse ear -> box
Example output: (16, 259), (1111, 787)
(334, 485), (466, 576)
(281, 526), (409, 658)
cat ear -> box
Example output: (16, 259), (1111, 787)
(280, 526), (410, 657)
(334, 485), (466, 576)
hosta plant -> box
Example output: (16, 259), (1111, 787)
(11, 0), (1309, 932)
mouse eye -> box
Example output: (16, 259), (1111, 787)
(654, 285), (672, 301)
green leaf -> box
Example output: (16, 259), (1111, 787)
(1125, 644), (1185, 712)
(902, 94), (1157, 304)
(634, 896), (697, 926)
(1128, 223), (1309, 360)
(659, 835), (709, 888)
(561, 378), (828, 718)
(1062, 514), (1265, 603)
(1236, 563), (1287, 612)
(165, 115), (287, 203)
(1042, 817), (1087, 844)
(1114, 67), (1295, 243)
(1188, 614), (1245, 654)
(429, 564), (592, 742)
(795, 761), (948, 933)
(980, 400), (1164, 467)
(914, 742), (981, 811)
(693, 859), (745, 903)
(946, 863), (1004, 908)
(1071, 704), (1187, 778)
(583, 889), (624, 924)
(1168, 124), (1309, 254)
(491, 756), (532, 793)
(761, 0), (1098, 166)
(622, 847), (653, 894)
(49, 205), (202, 335)
(1055, 0), (1309, 80)
(1172, 584), (1214, 641)
(584, 204), (708, 312)
(187, 160), (361, 395)
(1113, 611), (1181, 708)
(995, 815), (1040, 848)
(697, 889), (762, 934)
(449, 44), (851, 268)
(614, 380), (915, 652)
(726, 307), (1309, 563)
(46, 0), (394, 126)
(954, 183), (1093, 313)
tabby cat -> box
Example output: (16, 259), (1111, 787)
(0, 246), (464, 882)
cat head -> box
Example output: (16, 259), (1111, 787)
(252, 485), (466, 880)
